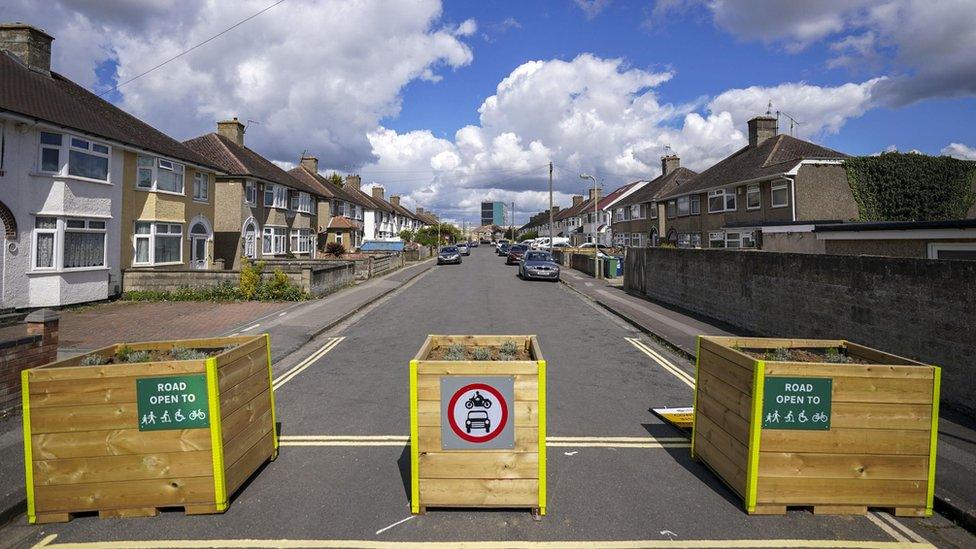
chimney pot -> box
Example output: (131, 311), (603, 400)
(390, 195), (401, 206)
(345, 174), (361, 191)
(371, 186), (384, 200)
(300, 156), (319, 174)
(0, 23), (54, 74)
(747, 115), (778, 148)
(661, 154), (680, 176)
(217, 118), (246, 146)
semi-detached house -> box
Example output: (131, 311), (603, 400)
(0, 24), (220, 310)
(287, 156), (366, 250)
(611, 154), (697, 247)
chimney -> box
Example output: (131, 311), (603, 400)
(661, 154), (680, 176)
(747, 115), (778, 148)
(550, 206), (560, 215)
(587, 188), (600, 201)
(0, 24), (54, 74)
(390, 195), (401, 206)
(371, 186), (384, 200)
(217, 118), (245, 146)
(572, 195), (584, 207)
(300, 156), (318, 173)
(345, 174), (361, 191)
(416, 207), (425, 214)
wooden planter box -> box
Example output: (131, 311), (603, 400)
(410, 335), (546, 516)
(692, 336), (939, 516)
(21, 335), (278, 523)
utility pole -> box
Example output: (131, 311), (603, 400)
(511, 201), (515, 240)
(548, 161), (554, 252)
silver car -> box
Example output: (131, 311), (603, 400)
(518, 251), (560, 281)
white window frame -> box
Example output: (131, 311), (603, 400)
(31, 217), (59, 271)
(135, 155), (185, 194)
(31, 217), (108, 272)
(747, 184), (761, 210)
(193, 172), (209, 202)
(38, 131), (111, 182)
(290, 228), (313, 254)
(677, 196), (690, 217)
(709, 231), (725, 248)
(291, 191), (312, 214)
(676, 233), (691, 248)
(927, 242), (976, 259)
(245, 181), (257, 205)
(632, 233), (643, 247)
(264, 184), (288, 209)
(725, 232), (742, 249)
(263, 226), (287, 255)
(771, 182), (790, 208)
(133, 221), (183, 266)
(708, 189), (736, 213)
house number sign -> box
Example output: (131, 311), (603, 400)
(136, 375), (210, 431)
(762, 376), (831, 430)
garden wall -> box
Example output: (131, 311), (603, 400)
(123, 261), (355, 297)
(624, 248), (976, 418)
(0, 310), (59, 416)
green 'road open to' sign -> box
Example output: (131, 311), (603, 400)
(762, 376), (832, 430)
(136, 374), (210, 431)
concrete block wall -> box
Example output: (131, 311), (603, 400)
(624, 248), (976, 418)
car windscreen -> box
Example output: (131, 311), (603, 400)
(525, 252), (551, 261)
(510, 245), (527, 252)
(440, 247), (457, 253)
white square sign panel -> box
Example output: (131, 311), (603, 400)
(440, 376), (515, 450)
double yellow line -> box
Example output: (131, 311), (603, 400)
(625, 337), (695, 388)
(272, 337), (344, 391)
(278, 435), (689, 449)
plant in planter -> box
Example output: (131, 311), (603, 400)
(692, 336), (939, 517)
(21, 335), (278, 523)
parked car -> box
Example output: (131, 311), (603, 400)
(470, 241), (479, 248)
(437, 246), (462, 265)
(458, 243), (470, 255)
(519, 251), (560, 281)
(519, 239), (536, 248)
(494, 239), (509, 250)
(577, 242), (612, 250)
(506, 244), (528, 265)
(533, 237), (570, 249)
(497, 242), (511, 256)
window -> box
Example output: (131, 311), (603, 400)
(39, 132), (110, 181)
(740, 231), (756, 248)
(677, 196), (690, 217)
(263, 226), (287, 254)
(676, 233), (691, 248)
(33, 217), (58, 270)
(690, 195), (701, 215)
(709, 231), (725, 248)
(747, 185), (761, 210)
(264, 184), (288, 209)
(928, 243), (976, 260)
(292, 193), (312, 213)
(650, 201), (658, 219)
(335, 234), (343, 246)
(667, 200), (677, 218)
(136, 155), (184, 193)
(708, 189), (736, 213)
(771, 181), (790, 208)
(291, 229), (313, 254)
(622, 233), (630, 247)
(631, 204), (643, 219)
(193, 172), (209, 202)
(725, 232), (742, 249)
(32, 217), (107, 271)
(245, 181), (257, 205)
(133, 222), (183, 265)
(632, 233), (643, 247)
(690, 233), (702, 248)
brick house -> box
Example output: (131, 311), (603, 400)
(287, 157), (366, 250)
(611, 154), (697, 247)
(658, 115), (851, 249)
(184, 120), (323, 269)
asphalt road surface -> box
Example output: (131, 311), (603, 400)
(3, 247), (974, 548)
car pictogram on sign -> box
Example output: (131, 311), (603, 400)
(465, 410), (490, 433)
(447, 383), (508, 443)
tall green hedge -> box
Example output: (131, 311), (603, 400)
(844, 153), (976, 221)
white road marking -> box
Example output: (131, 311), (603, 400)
(240, 323), (261, 332)
(584, 282), (593, 287)
(278, 311), (288, 317)
(31, 534), (935, 548)
(626, 337), (695, 388)
(374, 515), (416, 535)
(875, 512), (929, 544)
(272, 337), (344, 391)
(564, 451), (579, 456)
(865, 513), (909, 543)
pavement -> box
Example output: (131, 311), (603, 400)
(2, 248), (973, 548)
(0, 258), (434, 532)
(560, 263), (976, 537)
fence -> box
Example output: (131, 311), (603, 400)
(624, 247), (976, 418)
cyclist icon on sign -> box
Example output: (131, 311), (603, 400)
(464, 391), (492, 409)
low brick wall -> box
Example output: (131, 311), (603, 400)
(0, 310), (59, 416)
(123, 260), (355, 297)
(404, 247), (431, 262)
(369, 253), (404, 277)
(624, 247), (976, 419)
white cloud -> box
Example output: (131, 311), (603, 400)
(4, 0), (474, 167)
(575, 0), (612, 19)
(941, 143), (976, 160)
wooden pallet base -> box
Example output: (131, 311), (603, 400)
(34, 504), (227, 524)
(751, 504), (927, 517)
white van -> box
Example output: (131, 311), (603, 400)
(533, 237), (569, 249)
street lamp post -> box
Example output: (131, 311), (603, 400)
(579, 173), (601, 279)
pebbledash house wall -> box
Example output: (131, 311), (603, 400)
(624, 247), (976, 419)
(0, 117), (123, 310)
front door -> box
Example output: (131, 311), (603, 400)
(191, 236), (207, 270)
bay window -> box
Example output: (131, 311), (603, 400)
(747, 184), (761, 210)
(676, 233), (691, 248)
(291, 228), (313, 254)
(32, 217), (58, 270)
(193, 172), (209, 202)
(771, 181), (790, 208)
(291, 192), (312, 213)
(133, 222), (183, 265)
(708, 189), (736, 213)
(32, 217), (107, 271)
(264, 184), (287, 209)
(263, 226), (287, 254)
(709, 231), (725, 248)
(38, 132), (110, 181)
(136, 155), (184, 193)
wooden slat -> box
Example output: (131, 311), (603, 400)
(219, 368), (271, 419)
(705, 336), (846, 350)
(416, 374), (538, 402)
(28, 378), (138, 408)
(694, 433), (746, 497)
(34, 476), (216, 513)
(758, 453), (928, 481)
(697, 369), (752, 419)
(221, 389), (272, 444)
(429, 335), (534, 348)
(216, 336), (267, 366)
(417, 426), (538, 453)
(756, 477), (926, 507)
(696, 391), (750, 444)
(416, 361), (539, 375)
(760, 428), (930, 455)
(830, 376), (935, 404)
(30, 403), (138, 434)
(416, 400), (538, 427)
(695, 413), (749, 467)
(419, 478), (537, 507)
(413, 336), (435, 362)
(32, 429), (211, 460)
(222, 408), (273, 467)
(418, 452), (538, 479)
(845, 342), (924, 366)
(529, 337), (543, 362)
(33, 450), (213, 486)
(764, 362), (934, 380)
(218, 347), (269, 394)
(700, 338), (759, 369)
(124, 336), (259, 353)
(26, 361), (205, 382)
(224, 431), (275, 496)
(831, 402), (931, 430)
(698, 348), (753, 395)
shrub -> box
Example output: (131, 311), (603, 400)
(239, 258), (264, 300)
(472, 347), (492, 360)
(825, 347), (852, 364)
(767, 348), (793, 361)
(115, 345), (134, 362)
(255, 269), (309, 301)
(444, 344), (466, 361)
(499, 352), (516, 361)
(325, 242), (346, 258)
(501, 340), (519, 356)
(170, 347), (209, 361)
(81, 354), (107, 366)
(124, 350), (152, 363)
(122, 289), (171, 301)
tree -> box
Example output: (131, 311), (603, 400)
(414, 223), (461, 247)
(326, 172), (343, 186)
(398, 229), (414, 242)
(504, 227), (517, 240)
(520, 230), (539, 240)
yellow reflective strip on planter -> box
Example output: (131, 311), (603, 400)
(691, 336), (702, 459)
(265, 333), (279, 453)
(206, 357), (227, 511)
(926, 366), (941, 516)
(537, 359), (547, 516)
(409, 359), (420, 514)
(746, 360), (765, 513)
(21, 369), (36, 523)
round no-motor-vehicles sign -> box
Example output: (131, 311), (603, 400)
(440, 376), (515, 450)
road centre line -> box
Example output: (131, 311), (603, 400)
(626, 337), (695, 388)
(240, 323), (261, 332)
(30, 534), (935, 549)
(272, 337), (344, 391)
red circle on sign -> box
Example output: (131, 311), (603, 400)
(446, 383), (509, 443)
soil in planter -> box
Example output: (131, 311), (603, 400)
(738, 346), (869, 364)
(428, 343), (532, 361)
(84, 346), (236, 366)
